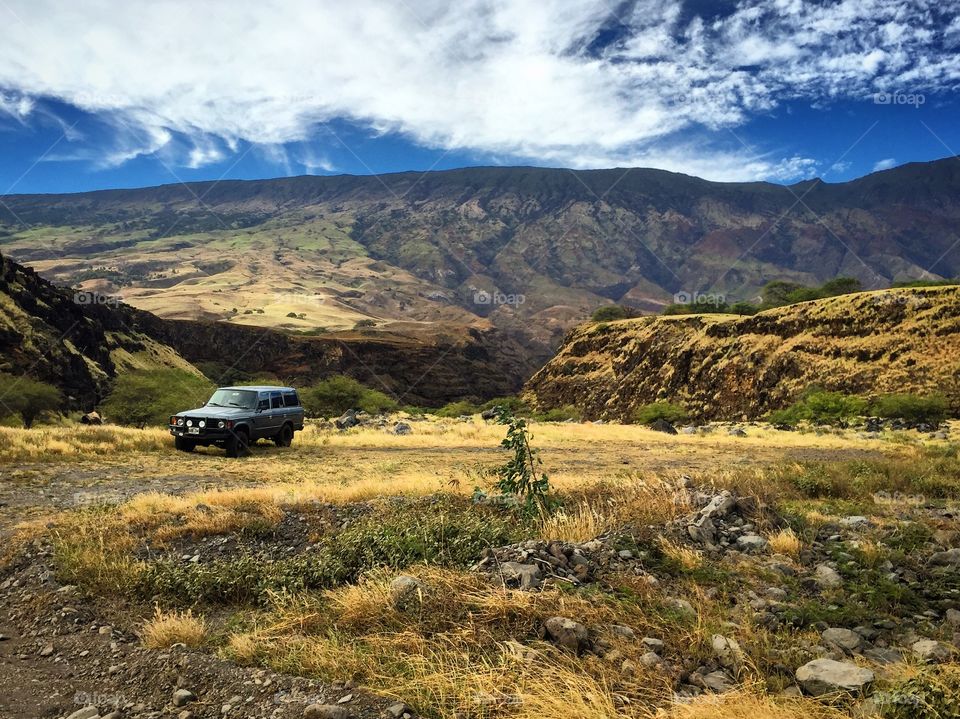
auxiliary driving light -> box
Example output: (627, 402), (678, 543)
(198, 420), (206, 428)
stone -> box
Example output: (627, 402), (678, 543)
(814, 564), (843, 589)
(641, 636), (664, 652)
(172, 689), (196, 707)
(39, 643), (54, 657)
(946, 608), (960, 626)
(66, 709), (100, 719)
(498, 562), (542, 590)
(304, 706), (352, 719)
(334, 409), (359, 430)
(728, 427), (747, 437)
(390, 575), (425, 610)
(383, 703), (411, 719)
(929, 548), (960, 566)
(736, 534), (768, 552)
(700, 491), (736, 521)
(822, 628), (863, 651)
(795, 659), (874, 695)
(711, 635), (744, 668)
(640, 651), (662, 667)
(610, 624), (636, 640)
(544, 617), (590, 653)
(912, 639), (952, 663)
(839, 516), (870, 529)
(701, 670), (735, 693)
(80, 411), (102, 425)
(393, 422), (412, 436)
(649, 418), (677, 435)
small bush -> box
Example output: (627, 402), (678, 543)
(300, 375), (398, 417)
(632, 401), (689, 425)
(729, 301), (759, 316)
(480, 395), (531, 415)
(662, 300), (728, 315)
(590, 305), (630, 322)
(870, 393), (948, 424)
(101, 369), (214, 428)
(141, 607), (207, 648)
(432, 400), (480, 418)
(768, 389), (867, 425)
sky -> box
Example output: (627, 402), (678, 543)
(0, 0), (959, 195)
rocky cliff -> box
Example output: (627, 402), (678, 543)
(525, 286), (960, 421)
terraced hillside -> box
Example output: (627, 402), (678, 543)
(526, 286), (960, 421)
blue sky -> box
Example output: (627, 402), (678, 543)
(1, 0), (959, 194)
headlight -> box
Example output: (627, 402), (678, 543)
(186, 419), (193, 427)
(218, 420), (225, 429)
(177, 418), (185, 426)
(198, 420), (206, 428)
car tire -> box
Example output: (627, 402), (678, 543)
(274, 423), (294, 447)
(174, 436), (196, 452)
(226, 428), (250, 458)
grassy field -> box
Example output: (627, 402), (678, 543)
(2, 419), (959, 718)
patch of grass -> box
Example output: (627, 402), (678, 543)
(767, 529), (802, 558)
(632, 401), (689, 426)
(141, 606), (207, 648)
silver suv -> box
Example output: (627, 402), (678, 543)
(169, 385), (305, 457)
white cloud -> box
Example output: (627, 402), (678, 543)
(873, 157), (898, 171)
(0, 0), (956, 181)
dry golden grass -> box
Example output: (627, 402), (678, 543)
(141, 606), (207, 649)
(645, 690), (849, 719)
(767, 529), (802, 558)
(657, 537), (704, 571)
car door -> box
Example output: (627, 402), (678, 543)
(250, 393), (272, 439)
(268, 391), (285, 433)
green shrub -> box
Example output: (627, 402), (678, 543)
(729, 302), (759, 316)
(531, 405), (582, 422)
(591, 305), (630, 322)
(891, 278), (959, 288)
(480, 396), (531, 415)
(432, 400), (480, 418)
(632, 401), (689, 425)
(300, 375), (398, 417)
(101, 369), (214, 428)
(768, 389), (867, 425)
(353, 319), (376, 329)
(878, 667), (960, 719)
(870, 393), (948, 424)
(662, 300), (729, 315)
(0, 373), (62, 428)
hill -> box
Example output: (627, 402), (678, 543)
(525, 286), (960, 421)
(1, 158), (959, 368)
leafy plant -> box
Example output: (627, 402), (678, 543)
(632, 401), (689, 425)
(870, 393), (948, 424)
(590, 304), (630, 322)
(0, 373), (62, 428)
(492, 407), (552, 513)
(768, 388), (868, 425)
(100, 369), (214, 428)
(299, 375), (398, 417)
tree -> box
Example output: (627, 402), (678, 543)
(761, 280), (806, 308)
(820, 277), (862, 296)
(300, 375), (398, 417)
(729, 302), (759, 316)
(101, 369), (214, 428)
(633, 401), (689, 425)
(0, 373), (62, 428)
(591, 305), (630, 322)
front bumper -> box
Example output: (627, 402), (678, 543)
(169, 426), (232, 441)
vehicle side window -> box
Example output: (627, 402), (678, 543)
(270, 391), (283, 409)
(283, 391), (299, 407)
(257, 396), (270, 410)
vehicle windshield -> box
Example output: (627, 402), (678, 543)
(206, 389), (258, 409)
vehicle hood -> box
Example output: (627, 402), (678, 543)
(175, 406), (252, 419)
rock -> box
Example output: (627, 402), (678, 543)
(66, 709), (100, 719)
(680, 426), (697, 435)
(80, 411), (102, 425)
(610, 624), (636, 640)
(795, 658), (874, 695)
(728, 427), (747, 437)
(498, 561), (542, 590)
(862, 647), (903, 665)
(736, 534), (768, 552)
(822, 628), (863, 651)
(649, 418), (677, 435)
(912, 639), (952, 663)
(640, 651), (662, 667)
(711, 635), (744, 668)
(393, 422), (412, 436)
(390, 575), (426, 610)
(102, 713), (122, 719)
(304, 705), (352, 719)
(334, 409), (359, 430)
(172, 689), (196, 707)
(814, 564), (843, 589)
(929, 548), (960, 566)
(480, 408), (497, 420)
(383, 703), (411, 719)
(39, 643), (54, 657)
(700, 491), (736, 521)
(839, 516), (871, 529)
(544, 617), (590, 653)
(946, 608), (960, 626)
(641, 636), (663, 652)
(701, 670), (735, 693)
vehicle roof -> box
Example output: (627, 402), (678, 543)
(218, 385), (297, 392)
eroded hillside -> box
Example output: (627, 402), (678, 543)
(526, 286), (960, 421)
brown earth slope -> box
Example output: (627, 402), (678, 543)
(525, 286), (960, 421)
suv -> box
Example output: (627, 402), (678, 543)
(169, 385), (305, 457)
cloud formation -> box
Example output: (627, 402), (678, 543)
(0, 0), (957, 181)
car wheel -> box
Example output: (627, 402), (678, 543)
(226, 428), (250, 458)
(174, 436), (196, 452)
(274, 423), (294, 447)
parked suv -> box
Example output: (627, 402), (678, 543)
(169, 385), (305, 457)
